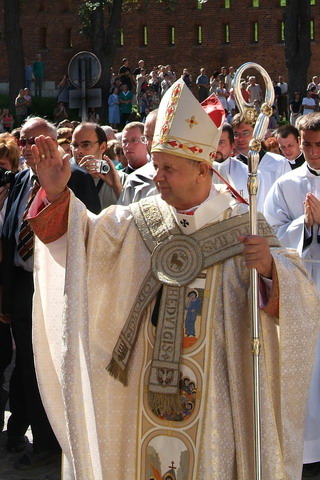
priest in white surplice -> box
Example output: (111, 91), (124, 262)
(264, 112), (320, 477)
(213, 124), (287, 212)
(213, 123), (250, 203)
(27, 81), (320, 480)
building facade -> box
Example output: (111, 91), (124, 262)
(0, 0), (319, 91)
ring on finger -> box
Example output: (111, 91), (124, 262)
(40, 154), (46, 159)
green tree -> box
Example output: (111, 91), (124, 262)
(78, 0), (123, 123)
(78, 0), (176, 123)
(284, 0), (311, 101)
(3, 0), (25, 113)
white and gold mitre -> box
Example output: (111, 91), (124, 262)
(151, 78), (225, 166)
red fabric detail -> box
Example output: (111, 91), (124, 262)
(201, 94), (226, 128)
(178, 210), (195, 216)
(211, 168), (249, 205)
(188, 146), (198, 153)
(28, 189), (70, 244)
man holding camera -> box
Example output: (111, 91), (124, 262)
(71, 122), (125, 209)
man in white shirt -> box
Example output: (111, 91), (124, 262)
(214, 124), (249, 201)
(246, 76), (262, 103)
(302, 89), (317, 116)
(231, 113), (290, 206)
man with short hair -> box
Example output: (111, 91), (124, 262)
(307, 76), (320, 93)
(225, 66), (235, 92)
(101, 125), (117, 141)
(214, 124), (235, 163)
(218, 65), (227, 83)
(70, 122), (124, 208)
(133, 59), (145, 77)
(1, 118), (62, 469)
(196, 68), (210, 102)
(25, 80), (320, 479)
(275, 124), (305, 169)
(214, 124), (249, 201)
(121, 121), (148, 174)
(231, 113), (290, 204)
(264, 112), (320, 478)
(117, 110), (158, 205)
(246, 76), (262, 103)
(1, 119), (104, 468)
(302, 89), (317, 116)
(118, 58), (134, 91)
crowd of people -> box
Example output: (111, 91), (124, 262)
(1, 61), (320, 479)
(7, 54), (320, 136)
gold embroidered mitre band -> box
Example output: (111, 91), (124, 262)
(151, 78), (225, 166)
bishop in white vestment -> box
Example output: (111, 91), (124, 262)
(28, 81), (320, 480)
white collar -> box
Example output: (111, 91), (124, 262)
(172, 185), (238, 235)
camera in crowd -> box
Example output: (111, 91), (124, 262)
(96, 160), (110, 175)
(0, 167), (16, 187)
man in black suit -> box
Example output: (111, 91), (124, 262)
(1, 117), (101, 469)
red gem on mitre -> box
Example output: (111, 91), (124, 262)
(201, 94), (225, 128)
(173, 85), (181, 96)
(188, 146), (198, 153)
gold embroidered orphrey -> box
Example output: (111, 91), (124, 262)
(107, 196), (280, 413)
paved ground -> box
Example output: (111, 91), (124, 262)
(0, 413), (61, 480)
(0, 357), (61, 480)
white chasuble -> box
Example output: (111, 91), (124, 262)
(32, 190), (320, 479)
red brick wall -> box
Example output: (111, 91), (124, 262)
(0, 0), (319, 88)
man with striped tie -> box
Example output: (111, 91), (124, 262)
(1, 116), (101, 470)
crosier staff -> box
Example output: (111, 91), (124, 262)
(233, 62), (274, 480)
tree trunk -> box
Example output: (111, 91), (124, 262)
(92, 0), (123, 124)
(3, 0), (25, 114)
(284, 0), (311, 102)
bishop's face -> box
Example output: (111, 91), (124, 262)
(300, 130), (320, 170)
(152, 152), (211, 210)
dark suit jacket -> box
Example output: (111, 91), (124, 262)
(1, 166), (101, 314)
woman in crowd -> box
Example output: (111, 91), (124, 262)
(108, 86), (120, 130)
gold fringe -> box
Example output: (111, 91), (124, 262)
(148, 391), (182, 415)
(106, 358), (128, 386)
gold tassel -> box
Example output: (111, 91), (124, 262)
(148, 391), (182, 415)
(106, 358), (128, 386)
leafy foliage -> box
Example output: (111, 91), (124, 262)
(78, 0), (180, 37)
(78, 1), (110, 37)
